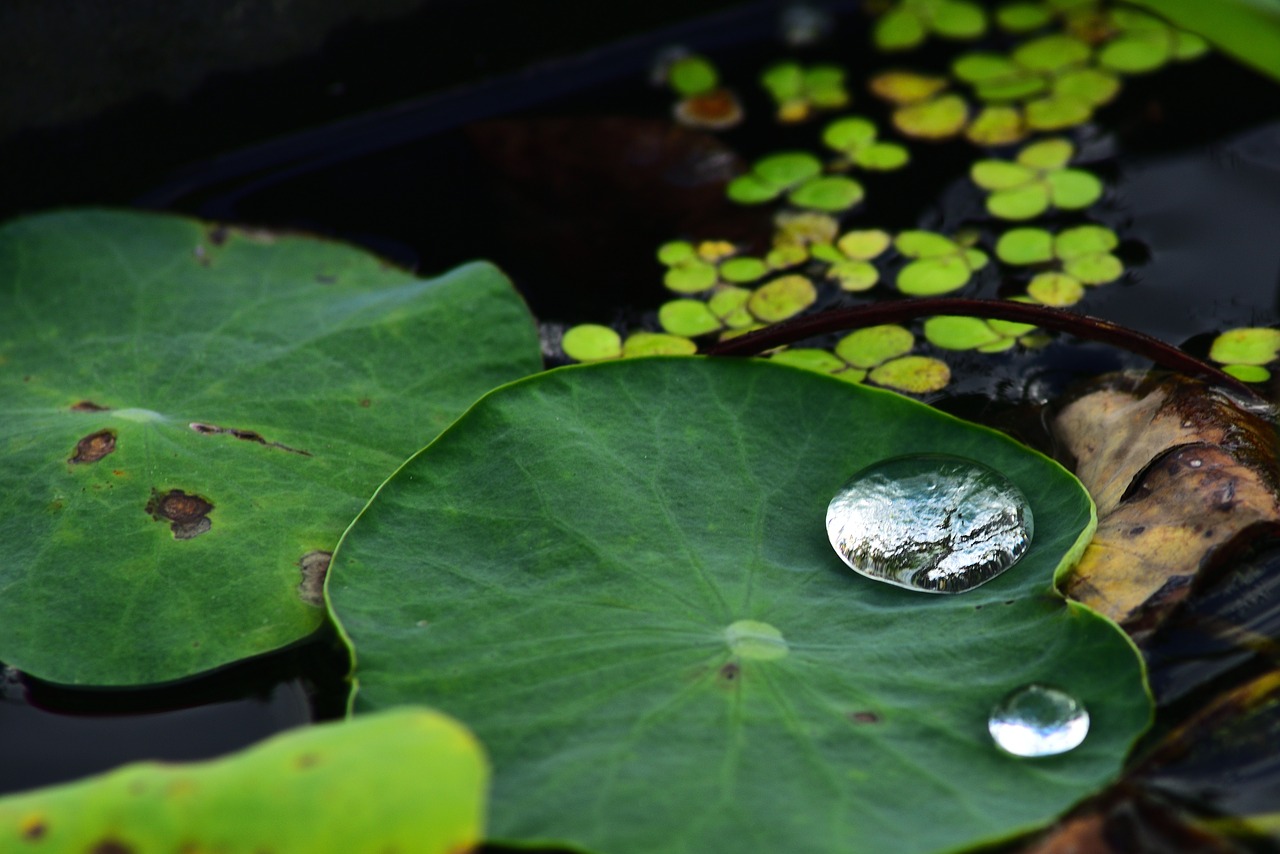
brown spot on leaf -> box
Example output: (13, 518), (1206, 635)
(298, 551), (331, 607)
(70, 429), (116, 464)
(89, 840), (135, 854)
(188, 422), (310, 456)
(71, 400), (109, 412)
(208, 225), (229, 246)
(20, 814), (46, 839)
(718, 661), (740, 681)
(146, 489), (214, 540)
(295, 752), (321, 769)
(359, 398), (372, 408)
(316, 273), (337, 284)
(848, 711), (880, 724)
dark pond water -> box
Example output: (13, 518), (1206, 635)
(6, 0), (1280, 848)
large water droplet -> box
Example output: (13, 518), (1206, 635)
(825, 454), (1033, 594)
(988, 683), (1090, 757)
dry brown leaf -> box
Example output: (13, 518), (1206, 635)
(1054, 374), (1280, 634)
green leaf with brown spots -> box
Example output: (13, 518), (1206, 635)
(0, 708), (487, 853)
(0, 209), (542, 685)
(328, 357), (1151, 854)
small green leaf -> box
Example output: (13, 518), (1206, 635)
(1027, 271), (1086, 306)
(659, 299), (722, 337)
(953, 52), (1021, 83)
(726, 174), (780, 205)
(1098, 32), (1172, 74)
(988, 183), (1051, 219)
(1054, 224), (1119, 258)
(1024, 94), (1093, 130)
(657, 240), (696, 265)
(670, 55), (719, 96)
(931, 0), (989, 38)
(875, 6), (928, 50)
(893, 94), (969, 139)
(972, 160), (1037, 190)
(836, 229), (892, 260)
(1017, 137), (1075, 170)
(1224, 363), (1271, 382)
(1046, 169), (1104, 209)
(1209, 327), (1280, 366)
(964, 248), (990, 271)
(996, 227), (1055, 265)
(766, 244), (810, 269)
(828, 259), (880, 292)
(720, 257), (769, 284)
(708, 286), (754, 328)
(868, 354), (952, 392)
(834, 324), (914, 369)
(1013, 34), (1092, 71)
(898, 256), (974, 295)
(1053, 67), (1122, 105)
(923, 316), (1005, 350)
(997, 2), (1053, 32)
(757, 152), (825, 188)
(990, 314), (1038, 337)
(0, 709), (487, 854)
(761, 63), (805, 101)
(853, 141), (911, 170)
(562, 324), (622, 362)
(747, 275), (817, 322)
(1171, 29), (1210, 61)
(975, 74), (1048, 102)
(1064, 252), (1124, 284)
(966, 105), (1027, 146)
(769, 348), (848, 375)
(805, 65), (849, 108)
(895, 230), (959, 258)
(622, 332), (698, 357)
(664, 259), (719, 293)
(788, 176), (865, 212)
(869, 70), (950, 104)
(823, 116), (878, 152)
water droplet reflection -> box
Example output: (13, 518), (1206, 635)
(988, 684), (1089, 757)
(825, 454), (1034, 593)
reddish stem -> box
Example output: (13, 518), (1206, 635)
(704, 298), (1260, 400)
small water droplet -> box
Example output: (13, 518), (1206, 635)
(1189, 458), (1203, 468)
(988, 684), (1089, 757)
(825, 454), (1034, 593)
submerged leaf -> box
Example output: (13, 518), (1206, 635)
(1055, 374), (1280, 633)
(330, 358), (1149, 854)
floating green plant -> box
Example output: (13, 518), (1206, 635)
(951, 33), (1119, 136)
(924, 310), (1043, 353)
(995, 224), (1124, 306)
(770, 324), (951, 393)
(761, 62), (850, 123)
(868, 71), (969, 140)
(821, 116), (910, 170)
(664, 53), (744, 131)
(657, 240), (778, 294)
(873, 0), (988, 51)
(658, 274), (817, 338)
(894, 230), (989, 296)
(772, 210), (841, 262)
(1208, 327), (1280, 383)
(726, 152), (865, 212)
(971, 137), (1103, 220)
(995, 2), (1054, 33)
(560, 325), (697, 363)
(812, 228), (892, 292)
(1096, 7), (1210, 74)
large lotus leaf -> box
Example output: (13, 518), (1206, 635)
(0, 708), (487, 852)
(329, 358), (1152, 854)
(0, 209), (541, 685)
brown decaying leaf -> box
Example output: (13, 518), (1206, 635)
(1054, 374), (1280, 635)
